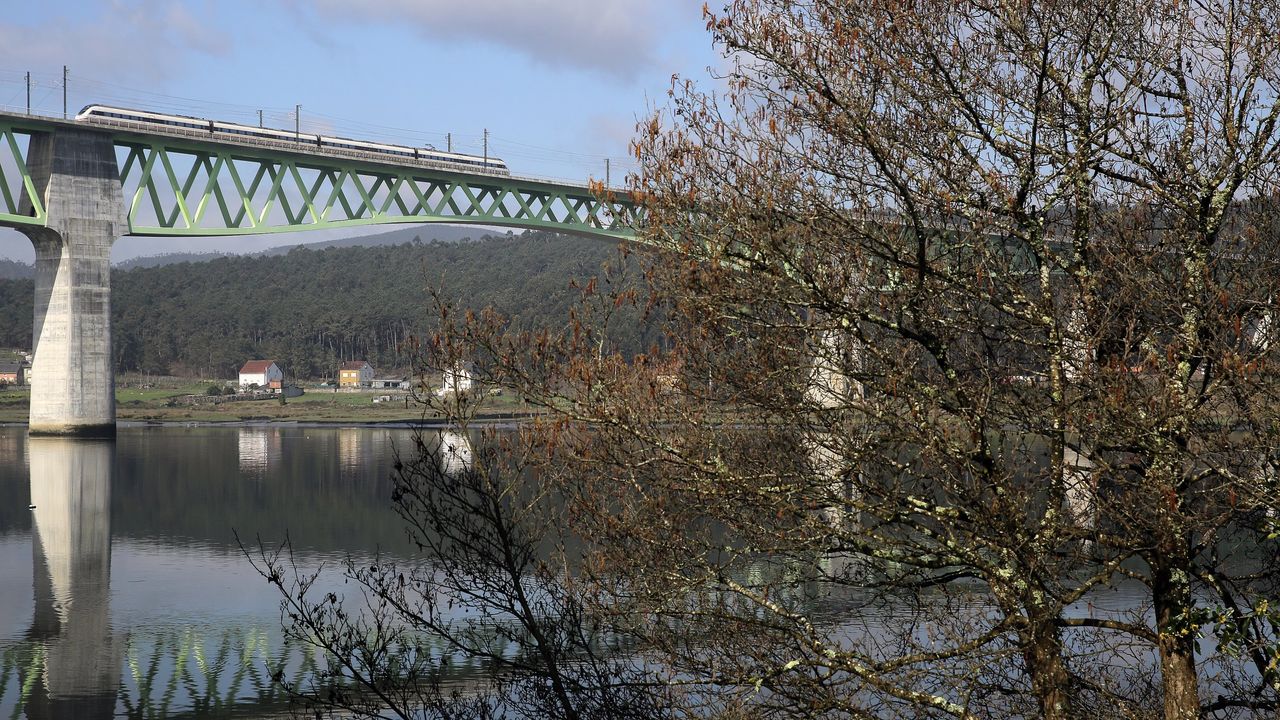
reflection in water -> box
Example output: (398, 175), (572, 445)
(438, 430), (472, 475)
(0, 427), (1185, 717)
(0, 427), (416, 719)
(338, 427), (365, 473)
(339, 429), (397, 478)
(24, 439), (118, 719)
(237, 427), (281, 473)
(0, 432), (24, 471)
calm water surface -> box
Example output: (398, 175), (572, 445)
(0, 424), (424, 719)
(0, 425), (1204, 718)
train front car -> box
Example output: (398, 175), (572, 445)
(74, 105), (105, 121)
(76, 105), (212, 133)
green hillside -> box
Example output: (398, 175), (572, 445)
(0, 231), (658, 380)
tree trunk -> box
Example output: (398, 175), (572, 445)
(1021, 609), (1074, 720)
(1153, 560), (1200, 719)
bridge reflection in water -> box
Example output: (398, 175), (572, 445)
(1, 436), (320, 719)
(0, 428), (502, 719)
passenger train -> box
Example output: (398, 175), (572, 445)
(75, 105), (511, 176)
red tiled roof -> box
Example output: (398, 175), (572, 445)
(239, 360), (277, 374)
(340, 360), (370, 370)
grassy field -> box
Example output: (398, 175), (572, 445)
(0, 387), (28, 423)
(0, 383), (536, 425)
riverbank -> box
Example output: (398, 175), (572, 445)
(0, 384), (540, 425)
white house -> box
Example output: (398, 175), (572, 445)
(239, 360), (283, 390)
(436, 364), (473, 397)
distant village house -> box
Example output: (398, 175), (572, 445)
(339, 360), (375, 388)
(0, 362), (26, 386)
(239, 360), (283, 391)
(437, 364), (474, 397)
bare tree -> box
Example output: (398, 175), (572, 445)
(451, 1), (1280, 718)
(255, 2), (1280, 718)
(245, 404), (669, 719)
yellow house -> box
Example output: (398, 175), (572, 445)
(339, 360), (374, 388)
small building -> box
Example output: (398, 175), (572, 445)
(370, 376), (405, 389)
(339, 360), (375, 388)
(0, 362), (26, 386)
(436, 363), (473, 397)
(239, 360), (283, 390)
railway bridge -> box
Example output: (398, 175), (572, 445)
(0, 109), (640, 436)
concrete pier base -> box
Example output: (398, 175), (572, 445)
(18, 129), (125, 437)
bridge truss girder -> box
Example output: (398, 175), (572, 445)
(117, 142), (641, 239)
(0, 124), (44, 227)
(0, 122), (641, 240)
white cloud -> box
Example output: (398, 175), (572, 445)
(0, 1), (229, 86)
(293, 0), (661, 81)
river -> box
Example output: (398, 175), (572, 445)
(0, 424), (1262, 718)
(0, 424), (433, 719)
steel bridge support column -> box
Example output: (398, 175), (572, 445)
(18, 129), (124, 438)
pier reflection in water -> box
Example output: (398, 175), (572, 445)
(0, 425), (438, 719)
(25, 439), (117, 719)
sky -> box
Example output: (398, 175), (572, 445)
(0, 0), (723, 261)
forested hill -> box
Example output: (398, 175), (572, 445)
(114, 224), (483, 270)
(0, 231), (659, 380)
(0, 259), (32, 280)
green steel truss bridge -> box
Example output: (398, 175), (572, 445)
(0, 109), (641, 436)
(0, 110), (640, 239)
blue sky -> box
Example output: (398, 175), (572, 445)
(0, 0), (723, 261)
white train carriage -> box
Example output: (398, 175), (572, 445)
(76, 105), (510, 176)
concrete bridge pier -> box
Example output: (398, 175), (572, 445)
(1062, 445), (1097, 533)
(18, 129), (125, 438)
(1060, 299), (1100, 534)
(805, 327), (864, 531)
